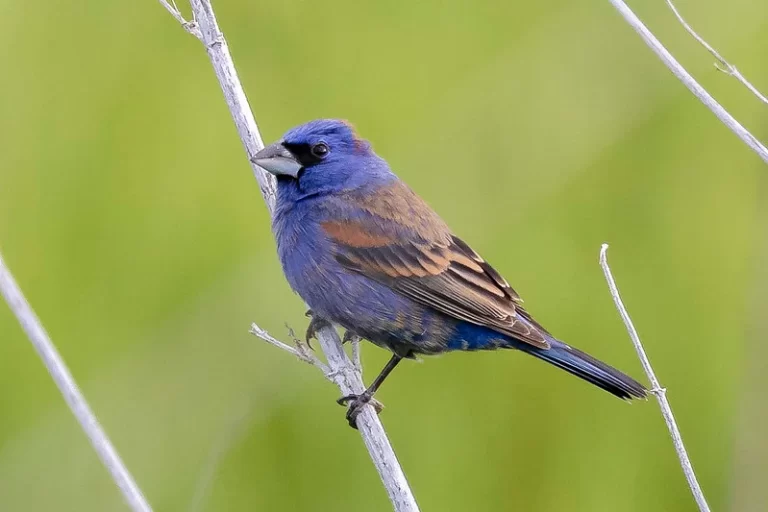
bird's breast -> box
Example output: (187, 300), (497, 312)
(271, 194), (456, 355)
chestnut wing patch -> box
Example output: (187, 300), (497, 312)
(322, 218), (550, 349)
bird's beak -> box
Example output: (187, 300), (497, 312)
(251, 142), (302, 178)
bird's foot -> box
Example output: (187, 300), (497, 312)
(336, 392), (384, 429)
(342, 330), (361, 344)
(304, 309), (331, 350)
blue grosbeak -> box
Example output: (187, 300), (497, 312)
(253, 119), (646, 428)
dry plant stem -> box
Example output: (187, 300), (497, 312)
(350, 335), (363, 373)
(160, 1), (419, 510)
(599, 244), (710, 512)
(665, 0), (768, 105)
(608, 0), (768, 164)
(0, 252), (152, 512)
(159, 0), (276, 203)
(313, 326), (417, 511)
(158, 0), (201, 37)
(249, 323), (328, 370)
(249, 324), (418, 511)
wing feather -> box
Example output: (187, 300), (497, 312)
(321, 183), (550, 349)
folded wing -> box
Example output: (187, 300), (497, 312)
(322, 183), (551, 349)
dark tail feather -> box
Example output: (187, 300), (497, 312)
(522, 340), (647, 400)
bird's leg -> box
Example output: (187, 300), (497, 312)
(337, 353), (404, 429)
(304, 309), (331, 350)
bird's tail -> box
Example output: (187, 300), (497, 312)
(521, 339), (647, 400)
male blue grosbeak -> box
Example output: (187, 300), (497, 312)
(253, 119), (646, 428)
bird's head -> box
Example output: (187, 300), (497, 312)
(252, 119), (392, 194)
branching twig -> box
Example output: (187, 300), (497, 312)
(607, 4), (764, 505)
(599, 244), (710, 512)
(160, 1), (418, 510)
(0, 251), (152, 512)
(158, 0), (201, 38)
(608, 0), (768, 164)
(665, 0), (768, 106)
(249, 325), (415, 510)
(250, 323), (329, 371)
(249, 324), (341, 390)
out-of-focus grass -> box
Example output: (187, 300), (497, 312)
(0, 0), (766, 510)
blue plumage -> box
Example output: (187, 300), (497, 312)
(253, 119), (646, 427)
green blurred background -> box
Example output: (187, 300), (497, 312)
(1, 0), (767, 510)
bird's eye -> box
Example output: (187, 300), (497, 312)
(311, 142), (329, 159)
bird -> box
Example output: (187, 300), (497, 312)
(252, 119), (646, 428)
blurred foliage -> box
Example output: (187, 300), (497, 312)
(1, 0), (767, 510)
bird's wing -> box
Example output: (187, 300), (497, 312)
(322, 182), (551, 349)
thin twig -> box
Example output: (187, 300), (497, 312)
(665, 0), (768, 105)
(249, 323), (301, 357)
(285, 324), (331, 370)
(249, 323), (329, 371)
(599, 244), (710, 512)
(249, 325), (409, 507)
(157, 0), (201, 38)
(160, 2), (419, 510)
(249, 325), (381, 409)
(0, 251), (152, 512)
(350, 335), (363, 374)
(608, 0), (768, 164)
(250, 324), (330, 375)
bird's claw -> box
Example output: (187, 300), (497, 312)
(342, 330), (361, 344)
(304, 310), (331, 350)
(336, 393), (384, 429)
